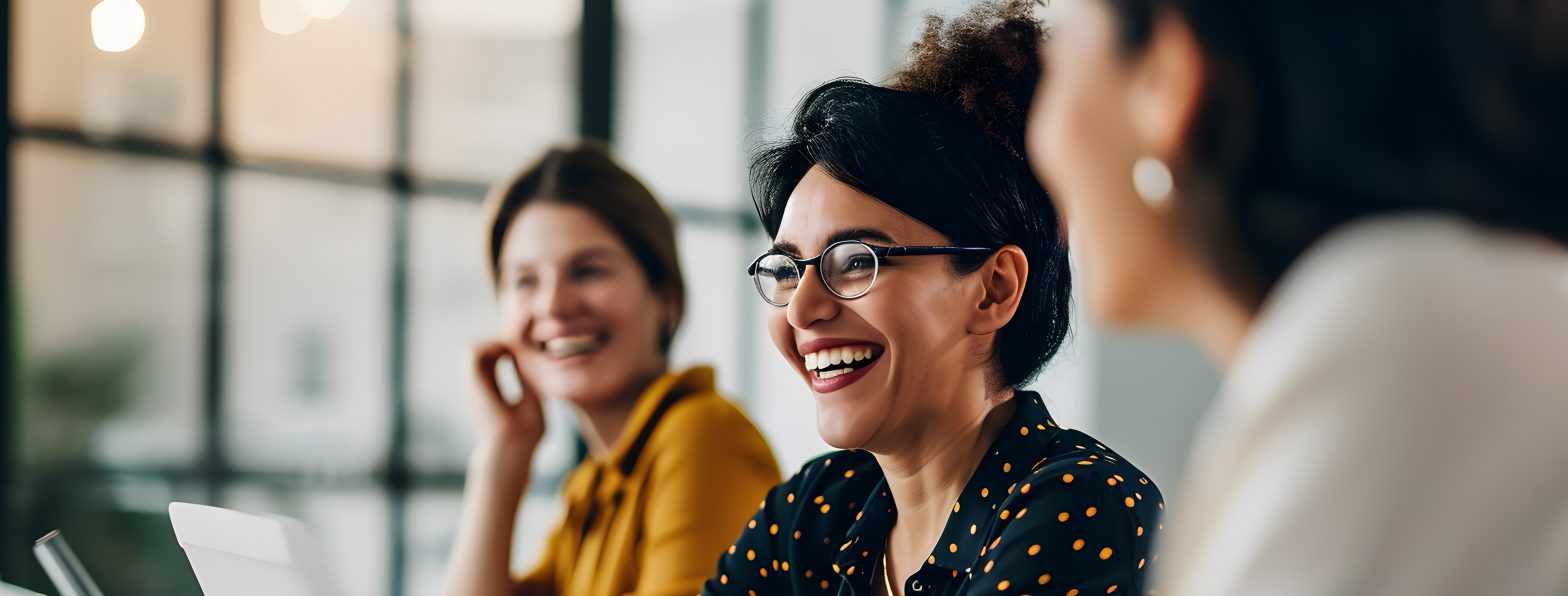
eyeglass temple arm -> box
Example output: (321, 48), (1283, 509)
(881, 246), (996, 257)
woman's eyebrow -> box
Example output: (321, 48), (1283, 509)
(826, 228), (896, 246)
(771, 228), (897, 257)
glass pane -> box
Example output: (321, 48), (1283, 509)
(408, 0), (578, 183)
(11, 0), (212, 146)
(224, 0), (397, 170)
(222, 170), (393, 473)
(13, 139), (206, 469)
(403, 486), (564, 595)
(763, 0), (890, 124)
(667, 221), (750, 400)
(221, 484), (390, 596)
(616, 0), (747, 208)
(5, 474), (208, 596)
(404, 197), (494, 471)
(403, 196), (580, 483)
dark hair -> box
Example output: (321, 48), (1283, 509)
(751, 0), (1066, 389)
(1105, 0), (1568, 305)
(484, 140), (685, 351)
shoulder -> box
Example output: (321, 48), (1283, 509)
(647, 387), (776, 461)
(1264, 215), (1561, 336)
(974, 429), (1162, 591)
(999, 428), (1163, 530)
(755, 449), (881, 527)
(1235, 214), (1568, 407)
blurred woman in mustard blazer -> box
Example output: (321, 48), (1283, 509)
(442, 141), (780, 596)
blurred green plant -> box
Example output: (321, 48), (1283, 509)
(23, 333), (144, 467)
(3, 331), (203, 595)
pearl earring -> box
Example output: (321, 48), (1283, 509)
(1132, 156), (1174, 208)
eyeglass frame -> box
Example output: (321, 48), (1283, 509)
(745, 239), (997, 306)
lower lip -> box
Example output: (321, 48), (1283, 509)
(808, 356), (882, 394)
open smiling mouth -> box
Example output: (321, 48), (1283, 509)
(540, 334), (606, 359)
(802, 344), (884, 380)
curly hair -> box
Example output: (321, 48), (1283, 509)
(751, 0), (1065, 389)
(890, 0), (1046, 160)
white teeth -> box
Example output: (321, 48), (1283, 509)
(801, 344), (881, 371)
(544, 335), (603, 358)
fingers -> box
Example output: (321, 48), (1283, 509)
(502, 349), (547, 429)
(470, 340), (517, 416)
(504, 349), (540, 406)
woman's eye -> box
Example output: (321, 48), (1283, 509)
(841, 255), (875, 273)
(573, 266), (608, 280)
(513, 276), (538, 290)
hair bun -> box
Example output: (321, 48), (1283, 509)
(888, 0), (1046, 160)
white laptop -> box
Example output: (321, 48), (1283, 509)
(168, 502), (339, 596)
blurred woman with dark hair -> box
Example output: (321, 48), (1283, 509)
(1028, 0), (1568, 594)
(706, 3), (1162, 594)
(443, 142), (779, 596)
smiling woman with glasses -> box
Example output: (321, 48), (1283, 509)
(704, 2), (1162, 595)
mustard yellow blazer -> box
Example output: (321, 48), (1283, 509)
(513, 366), (781, 596)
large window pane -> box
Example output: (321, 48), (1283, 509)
(11, 0), (212, 146)
(13, 140), (206, 469)
(616, 0), (747, 208)
(667, 221), (750, 399)
(764, 0), (889, 123)
(224, 0), (397, 170)
(404, 197), (494, 471)
(408, 0), (578, 183)
(222, 171), (393, 473)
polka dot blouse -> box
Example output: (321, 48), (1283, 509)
(703, 391), (1164, 595)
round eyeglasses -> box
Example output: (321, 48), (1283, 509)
(746, 240), (995, 307)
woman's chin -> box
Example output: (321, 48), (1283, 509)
(814, 406), (879, 451)
(540, 373), (614, 407)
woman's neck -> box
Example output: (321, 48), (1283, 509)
(1152, 257), (1254, 368)
(873, 381), (1015, 579)
(573, 367), (667, 460)
(1183, 275), (1254, 369)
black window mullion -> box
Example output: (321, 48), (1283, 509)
(387, 0), (416, 593)
(0, 0), (16, 578)
(579, 0), (616, 142)
(201, 0), (231, 506)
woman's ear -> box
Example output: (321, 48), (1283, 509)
(1130, 11), (1206, 160)
(969, 245), (1029, 335)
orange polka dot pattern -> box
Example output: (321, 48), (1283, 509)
(701, 392), (1163, 595)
